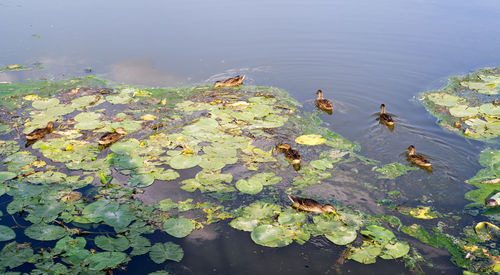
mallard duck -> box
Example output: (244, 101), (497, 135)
(214, 75), (245, 88)
(315, 90), (333, 114)
(406, 145), (431, 167)
(379, 104), (394, 126)
(26, 121), (54, 140)
(288, 194), (337, 214)
(277, 143), (301, 165)
(98, 128), (127, 146)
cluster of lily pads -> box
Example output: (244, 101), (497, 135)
(0, 75), (497, 273)
(420, 67), (500, 140)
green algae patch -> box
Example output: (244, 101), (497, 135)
(420, 67), (500, 141)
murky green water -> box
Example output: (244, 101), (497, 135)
(1, 0), (500, 274)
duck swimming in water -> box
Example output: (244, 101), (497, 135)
(379, 104), (394, 126)
(315, 90), (333, 114)
(277, 144), (301, 165)
(288, 194), (337, 214)
(406, 145), (431, 167)
(98, 128), (127, 146)
(213, 75), (245, 88)
(26, 121), (54, 141)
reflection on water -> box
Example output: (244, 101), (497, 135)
(2, 0), (500, 273)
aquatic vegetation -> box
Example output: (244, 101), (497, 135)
(0, 77), (496, 273)
(420, 67), (500, 140)
(465, 148), (500, 212)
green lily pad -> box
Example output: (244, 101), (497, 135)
(235, 178), (263, 195)
(149, 242), (184, 264)
(85, 252), (128, 271)
(349, 244), (382, 264)
(155, 198), (178, 212)
(110, 139), (140, 154)
(129, 235), (152, 256)
(72, 95), (101, 108)
(94, 235), (130, 251)
(163, 217), (194, 238)
(361, 225), (395, 243)
(314, 215), (358, 245)
(169, 154), (202, 169)
(0, 225), (16, 241)
(102, 204), (135, 228)
(278, 209), (307, 226)
(250, 224), (293, 247)
(449, 105), (479, 117)
(0, 171), (16, 183)
(0, 242), (34, 269)
(25, 224), (67, 241)
(106, 94), (133, 104)
(129, 173), (155, 188)
(310, 158), (334, 170)
(373, 162), (418, 180)
(479, 103), (500, 116)
(426, 93), (461, 106)
(74, 112), (102, 130)
(380, 241), (410, 259)
(462, 81), (499, 95)
(32, 98), (60, 109)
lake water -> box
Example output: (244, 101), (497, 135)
(1, 0), (500, 273)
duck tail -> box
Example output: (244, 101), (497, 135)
(287, 194), (295, 203)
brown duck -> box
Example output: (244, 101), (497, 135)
(315, 90), (333, 114)
(406, 145), (431, 167)
(214, 75), (245, 88)
(26, 121), (54, 141)
(379, 104), (394, 126)
(288, 194), (337, 214)
(98, 128), (127, 146)
(277, 144), (301, 165)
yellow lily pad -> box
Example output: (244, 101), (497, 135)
(295, 134), (326, 145)
(408, 206), (437, 219)
(141, 114), (157, 121)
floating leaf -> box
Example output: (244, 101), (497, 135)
(361, 225), (395, 242)
(25, 224), (67, 241)
(141, 114), (157, 120)
(314, 215), (358, 245)
(372, 162), (418, 180)
(0, 242), (34, 269)
(149, 242), (184, 264)
(310, 159), (334, 170)
(94, 235), (130, 251)
(250, 224), (293, 247)
(449, 105), (479, 117)
(479, 103), (500, 116)
(85, 252), (128, 271)
(349, 244), (382, 264)
(74, 112), (102, 130)
(426, 93), (461, 106)
(295, 134), (326, 145)
(163, 217), (194, 238)
(0, 225), (15, 241)
(0, 171), (16, 183)
(32, 98), (60, 109)
(380, 241), (411, 259)
(236, 178), (263, 195)
(169, 154), (201, 169)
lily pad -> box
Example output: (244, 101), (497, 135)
(295, 134), (326, 145)
(85, 252), (128, 271)
(361, 225), (395, 242)
(25, 224), (67, 241)
(149, 242), (184, 264)
(236, 178), (263, 195)
(449, 105), (479, 117)
(373, 162), (418, 180)
(0, 171), (16, 183)
(169, 154), (202, 169)
(163, 217), (194, 238)
(479, 103), (500, 116)
(94, 235), (130, 251)
(0, 225), (16, 241)
(426, 93), (461, 106)
(349, 244), (382, 264)
(32, 98), (60, 109)
(380, 241), (410, 259)
(250, 224), (293, 247)
(74, 112), (102, 130)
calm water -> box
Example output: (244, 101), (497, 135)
(2, 0), (500, 274)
